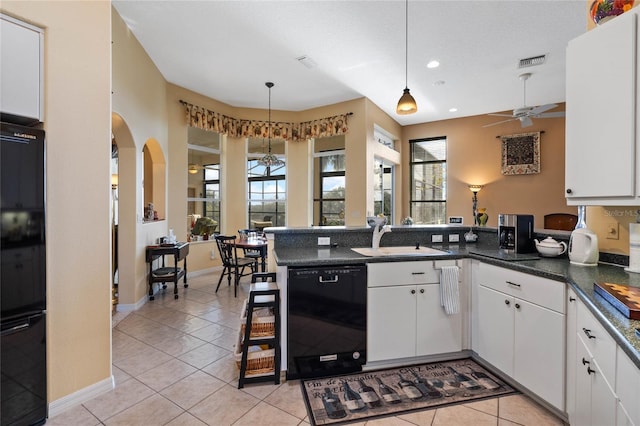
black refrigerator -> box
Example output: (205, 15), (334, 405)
(1, 122), (47, 425)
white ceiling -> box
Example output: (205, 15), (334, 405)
(112, 0), (587, 126)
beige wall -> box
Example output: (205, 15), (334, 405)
(1, 0), (112, 404)
(402, 106), (575, 228)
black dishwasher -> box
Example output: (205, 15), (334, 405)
(287, 264), (367, 379)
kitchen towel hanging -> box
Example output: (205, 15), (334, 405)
(440, 265), (460, 315)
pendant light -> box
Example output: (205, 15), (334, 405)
(396, 0), (417, 115)
(258, 82), (284, 168)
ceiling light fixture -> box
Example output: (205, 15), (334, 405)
(396, 0), (417, 115)
(426, 60), (440, 69)
(258, 82), (284, 168)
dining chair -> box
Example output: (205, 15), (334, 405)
(238, 229), (261, 272)
(214, 235), (255, 297)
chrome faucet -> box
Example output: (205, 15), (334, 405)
(372, 224), (391, 249)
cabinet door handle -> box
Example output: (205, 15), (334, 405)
(411, 272), (425, 275)
(583, 328), (596, 339)
(411, 289), (416, 294)
(506, 281), (521, 287)
(504, 300), (510, 306)
(515, 303), (521, 309)
(419, 288), (424, 294)
(569, 296), (576, 302)
(582, 357), (590, 366)
(587, 367), (595, 375)
(566, 189), (573, 194)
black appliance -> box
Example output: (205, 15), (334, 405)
(1, 121), (47, 426)
(498, 213), (535, 253)
(287, 264), (367, 379)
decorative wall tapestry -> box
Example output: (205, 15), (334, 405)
(500, 132), (540, 175)
(181, 101), (350, 142)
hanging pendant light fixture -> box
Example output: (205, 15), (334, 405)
(258, 82), (284, 168)
(396, 0), (417, 115)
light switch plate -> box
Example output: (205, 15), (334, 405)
(606, 222), (619, 240)
(318, 237), (331, 246)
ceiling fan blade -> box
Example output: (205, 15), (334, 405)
(482, 117), (519, 128)
(528, 103), (558, 115)
(487, 113), (515, 117)
(519, 116), (533, 128)
(536, 111), (566, 118)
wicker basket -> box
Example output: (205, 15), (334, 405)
(234, 332), (275, 376)
(240, 299), (275, 338)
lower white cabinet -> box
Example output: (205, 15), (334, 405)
(616, 343), (640, 426)
(367, 261), (462, 362)
(474, 263), (565, 411)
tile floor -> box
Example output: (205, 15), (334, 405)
(46, 269), (566, 426)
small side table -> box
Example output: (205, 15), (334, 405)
(145, 242), (189, 300)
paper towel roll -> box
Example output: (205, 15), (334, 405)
(625, 223), (640, 273)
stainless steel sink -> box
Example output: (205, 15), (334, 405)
(351, 246), (449, 257)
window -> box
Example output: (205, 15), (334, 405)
(374, 158), (393, 221)
(410, 137), (447, 224)
(187, 127), (221, 236)
(316, 154), (346, 225)
(247, 160), (286, 226)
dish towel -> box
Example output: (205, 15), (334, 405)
(440, 266), (460, 315)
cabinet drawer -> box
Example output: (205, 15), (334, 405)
(477, 263), (565, 313)
(368, 261), (439, 287)
(576, 301), (616, 383)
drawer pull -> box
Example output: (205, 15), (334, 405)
(515, 303), (521, 309)
(587, 367), (596, 375)
(582, 357), (590, 366)
(506, 281), (521, 287)
(419, 288), (424, 294)
(583, 328), (596, 339)
(411, 289), (416, 294)
(505, 300), (510, 306)
(411, 272), (425, 275)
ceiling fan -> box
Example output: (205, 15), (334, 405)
(483, 73), (565, 128)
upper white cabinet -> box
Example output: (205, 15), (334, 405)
(565, 10), (638, 205)
(0, 14), (44, 123)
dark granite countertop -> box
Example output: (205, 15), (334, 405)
(274, 244), (640, 368)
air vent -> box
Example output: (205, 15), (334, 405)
(518, 54), (546, 68)
(296, 55), (318, 69)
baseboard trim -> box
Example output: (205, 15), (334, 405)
(48, 375), (114, 418)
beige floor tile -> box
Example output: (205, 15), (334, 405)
(498, 419), (522, 426)
(263, 380), (310, 420)
(498, 395), (563, 426)
(178, 342), (231, 369)
(396, 407), (437, 425)
(366, 415), (415, 425)
(103, 393), (183, 426)
(210, 328), (240, 351)
(165, 411), (208, 426)
(82, 378), (155, 422)
(151, 333), (207, 357)
(160, 370), (226, 410)
(237, 380), (281, 400)
(135, 358), (197, 391)
(233, 401), (302, 426)
(111, 365), (132, 385)
(432, 404), (498, 426)
(201, 353), (240, 383)
(188, 384), (260, 425)
(189, 322), (237, 343)
(47, 403), (101, 426)
(112, 344), (174, 377)
(464, 397), (499, 416)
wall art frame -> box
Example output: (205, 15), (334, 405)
(500, 131), (540, 175)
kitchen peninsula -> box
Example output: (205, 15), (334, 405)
(269, 225), (640, 423)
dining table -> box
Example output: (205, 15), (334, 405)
(233, 238), (268, 272)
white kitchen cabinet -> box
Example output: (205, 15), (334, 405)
(367, 261), (462, 362)
(616, 346), (640, 426)
(565, 9), (639, 205)
(0, 14), (44, 123)
(474, 263), (565, 411)
(565, 288), (578, 421)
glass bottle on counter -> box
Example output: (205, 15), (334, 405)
(342, 382), (366, 412)
(322, 387), (347, 419)
(375, 377), (402, 404)
(397, 373), (423, 400)
(357, 379), (382, 408)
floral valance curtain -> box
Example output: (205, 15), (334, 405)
(182, 101), (349, 142)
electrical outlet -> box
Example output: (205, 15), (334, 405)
(432, 234), (443, 243)
(449, 234), (460, 243)
(318, 237), (331, 246)
(606, 222), (619, 240)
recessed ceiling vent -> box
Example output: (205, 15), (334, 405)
(296, 55), (318, 69)
(518, 54), (546, 68)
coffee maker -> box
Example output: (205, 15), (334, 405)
(498, 214), (535, 253)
